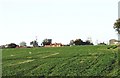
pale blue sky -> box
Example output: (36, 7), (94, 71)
(0, 0), (119, 45)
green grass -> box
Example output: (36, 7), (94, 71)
(2, 45), (119, 77)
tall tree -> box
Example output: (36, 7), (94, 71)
(30, 40), (38, 47)
(7, 43), (17, 48)
(20, 41), (26, 47)
(69, 40), (74, 45)
(113, 18), (120, 34)
(85, 40), (93, 45)
(114, 18), (120, 43)
(74, 39), (83, 45)
(42, 39), (52, 46)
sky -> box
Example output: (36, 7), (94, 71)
(0, 0), (119, 45)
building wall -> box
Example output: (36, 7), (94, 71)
(109, 39), (118, 45)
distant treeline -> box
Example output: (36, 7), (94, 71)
(70, 39), (93, 45)
(0, 38), (109, 49)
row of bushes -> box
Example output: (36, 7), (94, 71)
(0, 43), (34, 49)
(107, 45), (118, 49)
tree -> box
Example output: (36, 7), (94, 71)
(20, 41), (26, 47)
(85, 40), (93, 45)
(74, 39), (83, 45)
(98, 42), (106, 45)
(72, 39), (93, 45)
(42, 39), (52, 46)
(7, 43), (17, 48)
(114, 18), (120, 44)
(69, 40), (74, 45)
(30, 40), (38, 47)
(0, 45), (5, 49)
(113, 18), (120, 34)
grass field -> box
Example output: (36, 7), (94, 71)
(2, 45), (119, 77)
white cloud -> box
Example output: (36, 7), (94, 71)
(0, 0), (119, 45)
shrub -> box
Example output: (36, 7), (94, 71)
(7, 43), (17, 48)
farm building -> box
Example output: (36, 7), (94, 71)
(109, 39), (118, 45)
(44, 43), (63, 47)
